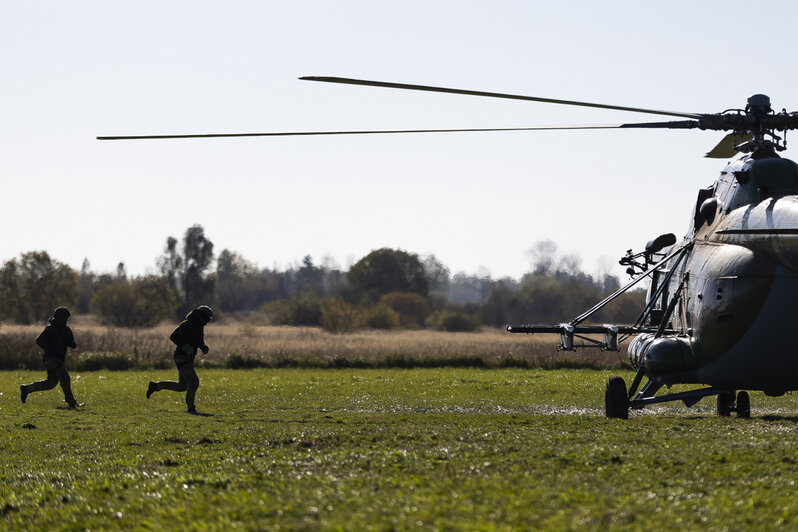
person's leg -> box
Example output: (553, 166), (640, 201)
(55, 365), (77, 406)
(153, 368), (188, 393)
(23, 374), (59, 393)
(21, 359), (61, 402)
(179, 363), (200, 412)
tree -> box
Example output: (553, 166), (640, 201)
(263, 294), (323, 326)
(296, 255), (324, 295)
(0, 252), (77, 324)
(77, 258), (95, 314)
(422, 254), (450, 293)
(182, 225), (215, 310)
(90, 281), (136, 326)
(0, 260), (27, 323)
(425, 309), (479, 332)
(216, 249), (264, 311)
(447, 273), (496, 306)
(132, 276), (179, 325)
(347, 248), (429, 303)
(116, 262), (127, 280)
(90, 276), (177, 327)
(157, 236), (183, 294)
(157, 225), (215, 314)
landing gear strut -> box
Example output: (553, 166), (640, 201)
(716, 390), (751, 418)
(605, 373), (753, 419)
(717, 391), (733, 416)
(736, 391), (751, 418)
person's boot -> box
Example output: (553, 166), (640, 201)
(187, 406), (197, 414)
(20, 385), (28, 404)
(67, 402), (85, 409)
(146, 381), (157, 399)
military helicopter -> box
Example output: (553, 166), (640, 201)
(99, 77), (798, 419)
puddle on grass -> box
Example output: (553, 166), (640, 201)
(335, 402), (798, 417)
(337, 404), (605, 416)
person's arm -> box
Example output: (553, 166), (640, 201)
(170, 323), (195, 355)
(169, 325), (183, 346)
(199, 329), (209, 354)
(35, 328), (50, 350)
(65, 327), (77, 349)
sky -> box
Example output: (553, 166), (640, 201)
(4, 1), (798, 280)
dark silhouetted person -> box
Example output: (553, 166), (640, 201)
(147, 305), (213, 413)
(20, 307), (82, 408)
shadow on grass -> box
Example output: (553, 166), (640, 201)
(675, 415), (798, 422)
(757, 415), (798, 422)
(54, 404), (86, 411)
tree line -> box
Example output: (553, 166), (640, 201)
(0, 225), (645, 331)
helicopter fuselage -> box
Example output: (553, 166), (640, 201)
(636, 153), (798, 394)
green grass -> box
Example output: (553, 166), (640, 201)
(1, 368), (797, 530)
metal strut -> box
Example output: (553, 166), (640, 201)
(617, 243), (692, 344)
(572, 242), (692, 327)
(631, 387), (721, 409)
(506, 244), (691, 351)
(628, 270), (690, 407)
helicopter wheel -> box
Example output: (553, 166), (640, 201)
(736, 391), (751, 419)
(605, 376), (629, 419)
(716, 391), (733, 417)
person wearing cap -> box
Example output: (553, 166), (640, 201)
(146, 305), (213, 413)
(20, 306), (82, 408)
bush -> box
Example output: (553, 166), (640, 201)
(263, 294), (322, 326)
(425, 310), (480, 332)
(378, 292), (430, 329)
(364, 303), (400, 330)
(321, 298), (363, 333)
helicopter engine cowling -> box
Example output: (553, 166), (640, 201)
(628, 333), (695, 377)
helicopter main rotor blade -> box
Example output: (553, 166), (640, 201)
(300, 76), (704, 120)
(96, 124), (642, 140)
(97, 121), (708, 141)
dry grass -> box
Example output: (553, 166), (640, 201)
(0, 316), (627, 370)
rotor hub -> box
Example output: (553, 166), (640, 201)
(746, 94), (772, 115)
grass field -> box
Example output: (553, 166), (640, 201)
(0, 319), (626, 370)
(1, 368), (797, 530)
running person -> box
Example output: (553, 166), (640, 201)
(20, 307), (82, 408)
(146, 305), (213, 413)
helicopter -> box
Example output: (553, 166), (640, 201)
(99, 77), (798, 419)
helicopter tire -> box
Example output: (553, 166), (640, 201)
(716, 391), (733, 417)
(605, 376), (629, 419)
(736, 391), (751, 419)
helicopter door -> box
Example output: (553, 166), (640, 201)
(647, 269), (669, 326)
(693, 186), (714, 231)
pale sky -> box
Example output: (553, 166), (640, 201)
(4, 1), (798, 280)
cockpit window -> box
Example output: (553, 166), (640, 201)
(749, 158), (798, 199)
